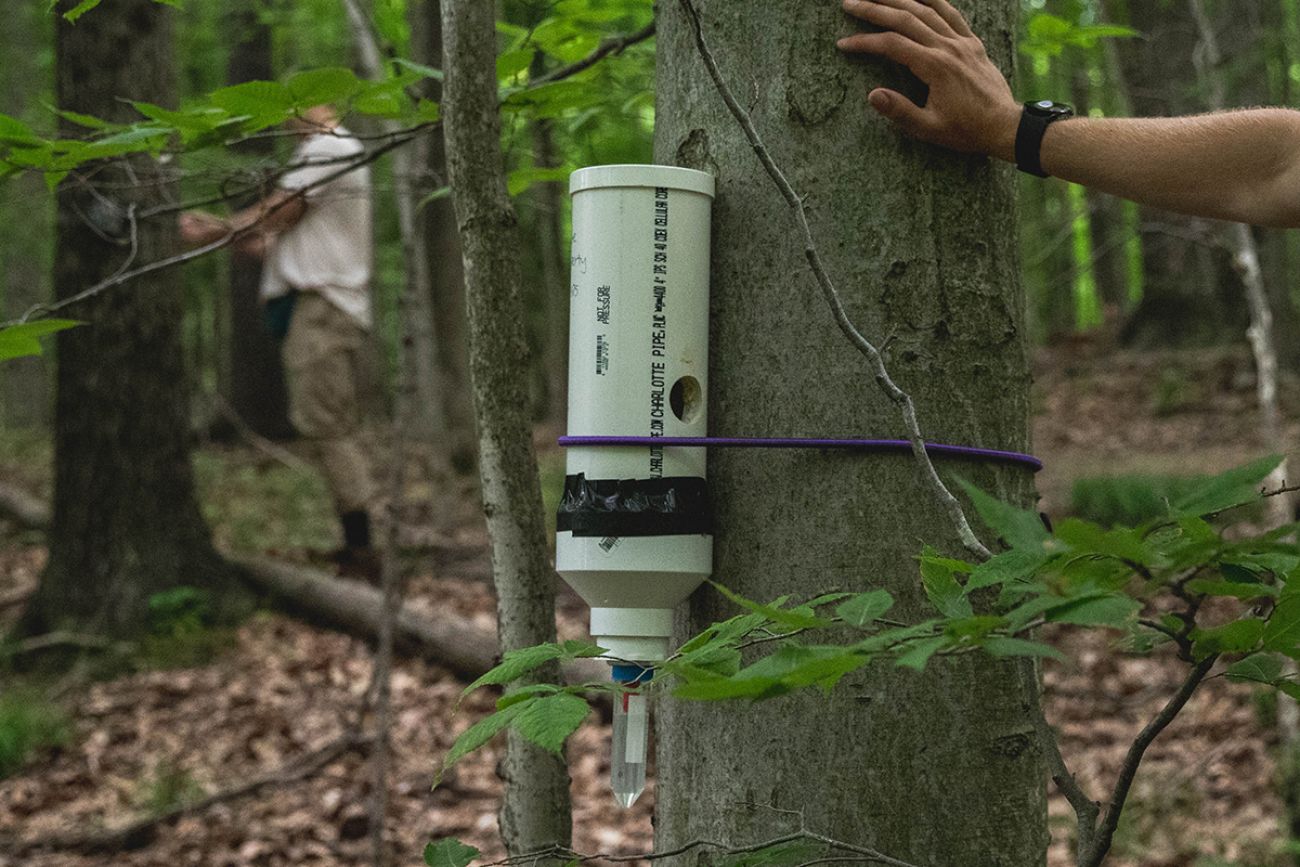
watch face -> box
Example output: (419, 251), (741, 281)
(1025, 100), (1075, 118)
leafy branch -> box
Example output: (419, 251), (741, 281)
(435, 457), (1297, 867)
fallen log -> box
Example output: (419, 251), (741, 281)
(0, 481), (606, 686)
(231, 553), (500, 680)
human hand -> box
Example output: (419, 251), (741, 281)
(179, 210), (229, 247)
(836, 0), (1020, 162)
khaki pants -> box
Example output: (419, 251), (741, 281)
(283, 291), (376, 516)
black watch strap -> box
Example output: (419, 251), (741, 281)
(1015, 101), (1074, 178)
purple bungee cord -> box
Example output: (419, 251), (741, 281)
(558, 435), (1043, 473)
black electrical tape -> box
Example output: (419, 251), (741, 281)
(557, 474), (712, 537)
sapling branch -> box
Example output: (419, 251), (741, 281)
(676, 0), (992, 561)
(1083, 654), (1217, 867)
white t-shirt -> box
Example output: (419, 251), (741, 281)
(260, 127), (374, 329)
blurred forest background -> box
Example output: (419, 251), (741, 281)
(1, 0), (1300, 865)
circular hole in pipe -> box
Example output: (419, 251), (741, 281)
(670, 376), (702, 424)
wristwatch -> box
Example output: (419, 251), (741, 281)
(1015, 100), (1075, 178)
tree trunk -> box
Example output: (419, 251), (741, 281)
(529, 113), (569, 424)
(440, 0), (572, 856)
(0, 1), (52, 430)
(418, 0), (475, 467)
(1105, 0), (1248, 349)
(22, 0), (244, 638)
(222, 5), (295, 440)
(654, 2), (1045, 864)
(343, 0), (447, 444)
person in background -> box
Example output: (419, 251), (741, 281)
(181, 105), (379, 579)
(835, 0), (1300, 230)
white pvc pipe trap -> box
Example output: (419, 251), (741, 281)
(555, 164), (716, 807)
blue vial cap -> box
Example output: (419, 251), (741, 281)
(611, 663), (653, 685)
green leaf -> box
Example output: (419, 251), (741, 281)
(53, 109), (113, 130)
(286, 67), (362, 108)
(496, 683), (559, 710)
(0, 319), (82, 362)
(1172, 455), (1284, 517)
(1226, 653), (1288, 685)
(896, 637), (948, 671)
(967, 549), (1050, 593)
(1279, 681), (1300, 702)
(435, 701), (527, 785)
(1044, 594), (1141, 628)
(835, 590), (895, 628)
(507, 166), (571, 196)
(718, 840), (825, 867)
(956, 479), (1050, 550)
(424, 838), (479, 867)
(920, 548), (973, 619)
(209, 80), (293, 130)
(944, 615), (1005, 641)
(1054, 518), (1152, 565)
(1191, 619), (1265, 660)
(851, 620), (941, 654)
(461, 640), (604, 697)
(710, 582), (834, 630)
(676, 642), (742, 677)
(982, 637), (1067, 662)
(514, 692), (591, 754)
(62, 0), (103, 22)
(674, 645), (865, 701)
(497, 48), (536, 82)
(1265, 596), (1300, 656)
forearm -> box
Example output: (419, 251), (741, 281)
(229, 188), (306, 235)
(1037, 109), (1300, 228)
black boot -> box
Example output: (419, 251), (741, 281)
(335, 511), (380, 583)
(340, 510), (372, 550)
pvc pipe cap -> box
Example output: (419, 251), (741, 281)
(570, 164), (716, 199)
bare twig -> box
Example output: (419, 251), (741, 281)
(676, 0), (991, 561)
(528, 22), (656, 87)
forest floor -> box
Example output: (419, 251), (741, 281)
(1, 341), (1299, 867)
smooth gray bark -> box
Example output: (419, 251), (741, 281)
(654, 2), (1045, 864)
(342, 0), (446, 441)
(440, 0), (572, 855)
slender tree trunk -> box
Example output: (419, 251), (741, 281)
(1188, 0), (1290, 522)
(1104, 0), (1247, 349)
(22, 0), (245, 639)
(419, 0), (475, 467)
(654, 2), (1045, 863)
(223, 5), (294, 440)
(343, 0), (446, 441)
(0, 1), (52, 430)
(1070, 56), (1129, 315)
(532, 120), (569, 424)
(440, 0), (572, 855)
